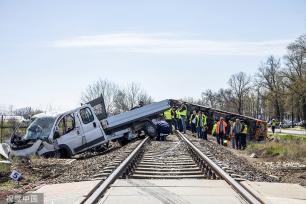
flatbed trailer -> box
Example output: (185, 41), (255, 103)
(101, 99), (171, 133)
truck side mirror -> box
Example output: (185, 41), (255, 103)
(53, 131), (60, 140)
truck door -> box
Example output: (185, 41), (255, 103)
(55, 113), (84, 155)
(79, 107), (105, 149)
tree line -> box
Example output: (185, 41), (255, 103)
(197, 34), (306, 123)
(83, 34), (305, 122)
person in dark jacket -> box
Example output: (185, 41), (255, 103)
(130, 101), (144, 110)
(233, 119), (242, 149)
(155, 119), (171, 141)
(189, 110), (197, 134)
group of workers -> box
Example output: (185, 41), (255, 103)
(162, 103), (188, 134)
(161, 103), (250, 150)
(162, 103), (208, 140)
(212, 117), (249, 149)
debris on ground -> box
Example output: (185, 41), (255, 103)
(0, 139), (142, 201)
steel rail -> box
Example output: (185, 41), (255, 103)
(176, 131), (264, 204)
(82, 137), (150, 204)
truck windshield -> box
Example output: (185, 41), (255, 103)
(23, 116), (56, 140)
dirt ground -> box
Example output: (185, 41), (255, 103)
(206, 134), (306, 186)
(0, 139), (142, 201)
(228, 147), (306, 186)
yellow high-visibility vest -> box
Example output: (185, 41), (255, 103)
(212, 123), (217, 135)
(180, 105), (187, 116)
(272, 120), (276, 126)
(203, 114), (207, 126)
(163, 109), (172, 120)
(242, 125), (248, 134)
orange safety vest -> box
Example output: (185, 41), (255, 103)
(216, 121), (227, 135)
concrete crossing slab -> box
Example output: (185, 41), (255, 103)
(27, 179), (306, 204)
(241, 181), (306, 204)
(98, 179), (246, 204)
(31, 180), (100, 204)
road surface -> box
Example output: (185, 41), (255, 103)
(268, 128), (306, 136)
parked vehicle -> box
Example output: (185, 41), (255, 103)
(295, 120), (305, 127)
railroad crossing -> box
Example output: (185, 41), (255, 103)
(28, 132), (306, 204)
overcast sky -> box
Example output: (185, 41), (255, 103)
(0, 0), (305, 112)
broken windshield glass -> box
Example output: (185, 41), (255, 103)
(23, 117), (56, 140)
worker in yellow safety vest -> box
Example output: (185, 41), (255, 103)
(212, 121), (217, 136)
(240, 122), (248, 149)
(163, 108), (173, 134)
(178, 103), (188, 134)
(175, 108), (181, 131)
(195, 111), (207, 140)
(202, 113), (208, 140)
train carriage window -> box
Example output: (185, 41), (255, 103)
(80, 107), (94, 124)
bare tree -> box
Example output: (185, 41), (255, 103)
(283, 34), (306, 122)
(257, 56), (285, 120)
(201, 89), (218, 108)
(113, 89), (129, 113)
(14, 107), (35, 119)
(82, 80), (153, 114)
(228, 72), (251, 114)
(137, 91), (153, 105)
(126, 82), (141, 109)
(81, 79), (119, 114)
(114, 82), (153, 111)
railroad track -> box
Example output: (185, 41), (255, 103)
(82, 131), (264, 204)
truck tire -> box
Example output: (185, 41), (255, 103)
(143, 121), (157, 138)
(58, 148), (72, 158)
(118, 133), (129, 146)
(118, 137), (129, 146)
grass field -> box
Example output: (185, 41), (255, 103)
(246, 133), (306, 160)
(284, 126), (306, 131)
(0, 127), (27, 142)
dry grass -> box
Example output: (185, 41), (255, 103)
(246, 136), (306, 160)
(0, 162), (10, 174)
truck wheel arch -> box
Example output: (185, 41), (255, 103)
(58, 144), (73, 158)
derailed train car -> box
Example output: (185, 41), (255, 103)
(171, 100), (267, 141)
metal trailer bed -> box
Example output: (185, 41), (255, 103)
(101, 99), (171, 132)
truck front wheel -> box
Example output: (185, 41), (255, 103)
(58, 148), (72, 158)
(143, 121), (157, 138)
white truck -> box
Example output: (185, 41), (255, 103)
(4, 98), (172, 158)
